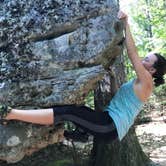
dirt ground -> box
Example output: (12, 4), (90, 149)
(136, 106), (166, 166)
(136, 121), (166, 166)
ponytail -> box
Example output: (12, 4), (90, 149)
(153, 53), (166, 87)
(153, 76), (165, 87)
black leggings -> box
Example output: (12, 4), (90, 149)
(53, 105), (118, 142)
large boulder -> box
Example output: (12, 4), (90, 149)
(0, 0), (124, 163)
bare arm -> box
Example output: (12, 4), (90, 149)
(118, 11), (152, 83)
(125, 24), (151, 81)
(118, 11), (153, 101)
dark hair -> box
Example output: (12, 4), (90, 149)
(153, 53), (166, 86)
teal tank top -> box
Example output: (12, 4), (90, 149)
(104, 79), (144, 141)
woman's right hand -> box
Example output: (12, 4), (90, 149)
(117, 10), (128, 26)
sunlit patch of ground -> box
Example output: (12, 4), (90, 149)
(136, 119), (166, 166)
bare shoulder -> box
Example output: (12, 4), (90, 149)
(133, 76), (153, 102)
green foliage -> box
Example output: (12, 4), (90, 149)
(129, 0), (166, 55)
(47, 159), (72, 166)
(84, 91), (94, 109)
(124, 52), (136, 80)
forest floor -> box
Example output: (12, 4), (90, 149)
(136, 121), (166, 166)
(136, 102), (166, 166)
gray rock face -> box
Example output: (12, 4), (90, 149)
(0, 0), (124, 163)
(0, 123), (64, 163)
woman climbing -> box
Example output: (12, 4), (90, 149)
(0, 11), (166, 142)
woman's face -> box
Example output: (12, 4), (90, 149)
(142, 52), (158, 75)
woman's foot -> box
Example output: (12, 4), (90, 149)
(64, 127), (89, 142)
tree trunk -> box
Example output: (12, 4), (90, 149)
(90, 56), (151, 166)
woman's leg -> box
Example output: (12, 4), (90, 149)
(5, 105), (118, 142)
(6, 108), (54, 125)
(53, 105), (118, 141)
